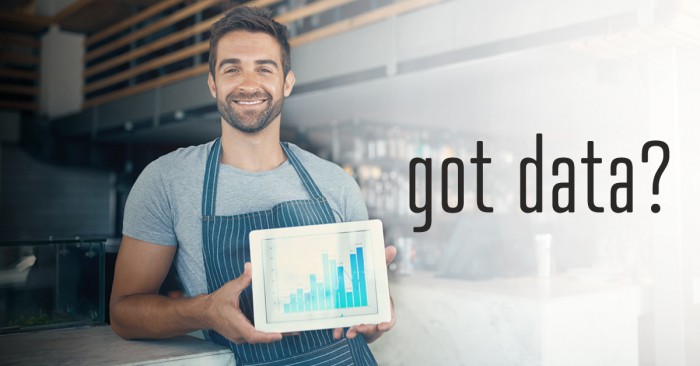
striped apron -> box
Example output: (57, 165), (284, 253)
(201, 138), (378, 366)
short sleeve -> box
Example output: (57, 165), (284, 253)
(122, 159), (178, 246)
(342, 175), (369, 222)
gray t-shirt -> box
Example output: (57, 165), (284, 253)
(123, 140), (368, 297)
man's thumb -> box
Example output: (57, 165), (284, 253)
(230, 262), (253, 292)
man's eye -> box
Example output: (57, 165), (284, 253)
(225, 68), (239, 73)
(260, 68), (272, 73)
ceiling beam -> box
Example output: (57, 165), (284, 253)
(0, 11), (52, 33)
(51, 0), (95, 23)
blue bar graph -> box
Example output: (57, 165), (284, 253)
(310, 275), (317, 310)
(283, 246), (368, 313)
(350, 253), (360, 307)
(290, 296), (296, 312)
(297, 289), (304, 312)
(357, 247), (367, 306)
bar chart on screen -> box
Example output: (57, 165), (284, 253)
(283, 246), (368, 313)
(262, 230), (379, 321)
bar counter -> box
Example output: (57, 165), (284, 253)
(369, 272), (641, 366)
(0, 325), (234, 365)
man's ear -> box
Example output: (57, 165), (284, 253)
(283, 71), (296, 97)
(207, 73), (217, 99)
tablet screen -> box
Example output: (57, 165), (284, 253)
(262, 230), (379, 323)
(250, 220), (391, 332)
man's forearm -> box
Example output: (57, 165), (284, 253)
(111, 293), (211, 339)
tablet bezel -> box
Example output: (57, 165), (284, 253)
(249, 219), (391, 333)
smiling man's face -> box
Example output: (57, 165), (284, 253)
(208, 31), (295, 133)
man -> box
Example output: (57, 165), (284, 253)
(110, 6), (395, 365)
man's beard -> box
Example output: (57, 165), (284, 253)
(217, 90), (284, 133)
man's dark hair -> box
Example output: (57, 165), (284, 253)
(209, 6), (291, 78)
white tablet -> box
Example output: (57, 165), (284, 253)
(249, 219), (391, 333)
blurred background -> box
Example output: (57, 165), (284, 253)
(0, 0), (698, 365)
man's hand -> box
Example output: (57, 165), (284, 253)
(203, 262), (283, 344)
(110, 237), (283, 343)
(332, 245), (397, 343)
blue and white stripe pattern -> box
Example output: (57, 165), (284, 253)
(201, 138), (377, 366)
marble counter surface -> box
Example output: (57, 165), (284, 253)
(401, 271), (638, 299)
(369, 272), (641, 366)
(0, 274), (640, 366)
(0, 325), (234, 366)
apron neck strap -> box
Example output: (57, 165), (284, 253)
(280, 142), (325, 200)
(202, 139), (326, 217)
(202, 138), (222, 217)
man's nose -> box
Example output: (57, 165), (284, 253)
(237, 72), (260, 91)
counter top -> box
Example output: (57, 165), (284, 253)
(0, 325), (234, 366)
(393, 271), (638, 300)
(371, 271), (641, 366)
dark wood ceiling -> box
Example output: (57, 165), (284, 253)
(57, 0), (161, 34)
(0, 0), (160, 36)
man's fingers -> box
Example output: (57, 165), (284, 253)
(228, 262), (253, 294)
(244, 329), (283, 344)
(211, 264), (285, 345)
(377, 319), (394, 331)
(378, 296), (396, 331)
(385, 245), (397, 265)
(348, 324), (371, 339)
(332, 327), (343, 340)
(220, 312), (282, 344)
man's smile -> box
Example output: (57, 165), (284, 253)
(234, 99), (267, 105)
